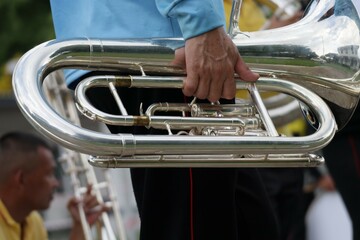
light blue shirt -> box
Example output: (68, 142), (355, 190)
(49, 0), (226, 86)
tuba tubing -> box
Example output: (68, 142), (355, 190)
(12, 38), (336, 157)
(12, 0), (360, 163)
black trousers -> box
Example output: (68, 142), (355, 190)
(86, 87), (279, 240)
(258, 168), (304, 240)
(236, 168), (280, 240)
(323, 134), (360, 240)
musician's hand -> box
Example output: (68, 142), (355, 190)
(68, 185), (109, 240)
(68, 184), (109, 225)
(174, 27), (259, 102)
(67, 185), (108, 225)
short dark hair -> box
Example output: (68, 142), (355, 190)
(0, 131), (52, 153)
(0, 131), (54, 183)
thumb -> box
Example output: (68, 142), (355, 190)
(234, 56), (259, 82)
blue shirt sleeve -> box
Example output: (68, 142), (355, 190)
(155, 0), (225, 40)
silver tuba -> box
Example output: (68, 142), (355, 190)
(12, 0), (360, 168)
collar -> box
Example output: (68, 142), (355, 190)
(0, 199), (18, 227)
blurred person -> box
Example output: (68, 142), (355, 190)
(291, 166), (336, 240)
(0, 131), (108, 240)
(322, 113), (360, 240)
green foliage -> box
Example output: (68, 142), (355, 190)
(0, 0), (55, 65)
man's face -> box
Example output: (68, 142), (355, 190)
(22, 146), (60, 210)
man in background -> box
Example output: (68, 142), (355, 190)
(0, 131), (108, 240)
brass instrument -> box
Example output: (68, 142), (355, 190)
(44, 72), (127, 240)
(12, 0), (360, 168)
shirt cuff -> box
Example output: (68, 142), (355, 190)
(157, 0), (225, 40)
